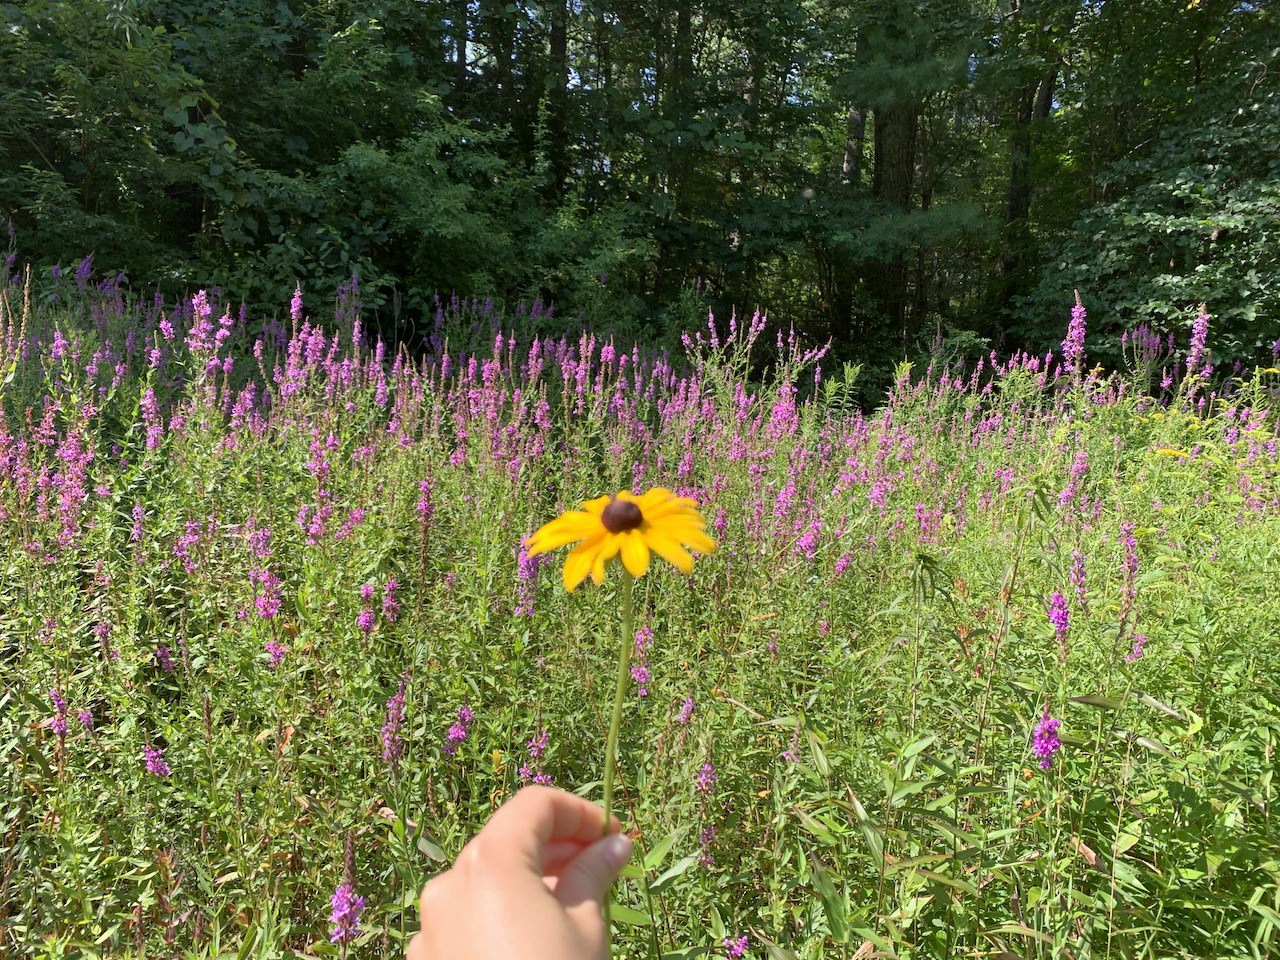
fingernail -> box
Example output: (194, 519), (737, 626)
(603, 833), (633, 869)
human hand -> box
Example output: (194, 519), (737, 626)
(407, 786), (633, 960)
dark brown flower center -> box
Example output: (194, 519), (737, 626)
(601, 498), (643, 533)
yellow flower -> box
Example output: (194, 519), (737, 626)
(1154, 448), (1190, 459)
(526, 487), (716, 592)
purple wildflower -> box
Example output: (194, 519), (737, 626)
(796, 519), (821, 558)
(1061, 292), (1087, 375)
(677, 697), (696, 725)
(245, 522), (273, 559)
(1187, 305), (1210, 376)
(416, 478), (434, 521)
(144, 744), (171, 777)
(252, 567), (282, 620)
(1125, 633), (1147, 664)
(782, 722), (802, 763)
(265, 640), (287, 669)
(695, 762), (718, 795)
(724, 935), (750, 959)
(519, 729), (553, 785)
(527, 729), (549, 759)
(155, 645), (174, 673)
(77, 709), (93, 731)
(630, 662), (651, 697)
(328, 882), (365, 945)
(697, 824), (717, 866)
(444, 704), (473, 757)
(515, 544), (540, 617)
(1047, 591), (1070, 648)
(1069, 550), (1087, 606)
(381, 677), (408, 764)
(1121, 520), (1139, 609)
(381, 579), (400, 623)
(631, 626), (654, 697)
(1058, 450), (1089, 508)
(1031, 712), (1062, 770)
(634, 626), (654, 655)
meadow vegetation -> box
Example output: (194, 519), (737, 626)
(2, 268), (1279, 958)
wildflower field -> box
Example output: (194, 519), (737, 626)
(2, 267), (1280, 960)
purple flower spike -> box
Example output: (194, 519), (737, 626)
(443, 704), (474, 757)
(381, 676), (408, 764)
(1047, 591), (1070, 647)
(1126, 633), (1148, 663)
(265, 640), (287, 669)
(1031, 712), (1062, 770)
(144, 744), (171, 777)
(677, 697), (696, 725)
(696, 762), (718, 795)
(1061, 292), (1087, 375)
(328, 882), (365, 944)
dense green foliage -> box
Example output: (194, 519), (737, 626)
(2, 275), (1279, 957)
(2, 0), (1276, 376)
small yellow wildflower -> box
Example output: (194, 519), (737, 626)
(1154, 448), (1190, 459)
(526, 487), (716, 591)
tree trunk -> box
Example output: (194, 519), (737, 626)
(842, 106), (865, 185)
(454, 0), (468, 89)
(1000, 61), (1058, 313)
(871, 102), (917, 340)
(1006, 63), (1057, 232)
(548, 0), (570, 192)
(670, 0), (693, 211)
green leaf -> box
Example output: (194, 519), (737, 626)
(643, 827), (683, 871)
(753, 933), (802, 960)
(808, 853), (847, 942)
(1114, 821), (1142, 856)
(416, 831), (445, 862)
(618, 862), (646, 880)
(609, 904), (651, 927)
(1071, 694), (1125, 710)
(983, 923), (1053, 945)
(841, 790), (884, 870)
(650, 855), (697, 894)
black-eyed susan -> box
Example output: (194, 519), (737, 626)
(523, 487), (715, 956)
(525, 487), (716, 592)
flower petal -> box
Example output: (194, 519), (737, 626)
(642, 497), (703, 522)
(620, 531), (651, 578)
(526, 512), (602, 555)
(590, 534), (623, 584)
(633, 487), (674, 512)
(680, 528), (717, 554)
(647, 516), (716, 553)
(580, 495), (612, 516)
(652, 513), (709, 534)
(563, 532), (606, 591)
(643, 529), (694, 575)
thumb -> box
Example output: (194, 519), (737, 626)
(553, 832), (633, 909)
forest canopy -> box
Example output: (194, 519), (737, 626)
(1, 0), (1276, 371)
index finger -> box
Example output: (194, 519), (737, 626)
(472, 786), (620, 872)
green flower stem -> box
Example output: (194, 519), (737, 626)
(601, 570), (634, 954)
